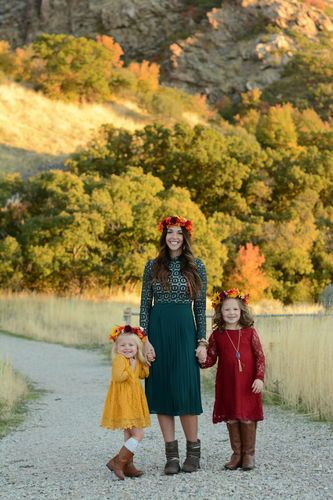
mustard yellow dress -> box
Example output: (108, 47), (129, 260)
(101, 354), (151, 430)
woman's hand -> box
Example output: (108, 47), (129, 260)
(143, 339), (156, 363)
(252, 379), (264, 393)
(196, 345), (207, 364)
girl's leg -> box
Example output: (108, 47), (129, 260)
(239, 420), (257, 471)
(158, 415), (180, 475)
(179, 415), (200, 473)
(122, 428), (145, 478)
(225, 420), (242, 470)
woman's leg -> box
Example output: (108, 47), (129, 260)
(157, 415), (175, 442)
(180, 415), (201, 473)
(158, 415), (180, 475)
(179, 415), (198, 442)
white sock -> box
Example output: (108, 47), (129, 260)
(124, 437), (139, 453)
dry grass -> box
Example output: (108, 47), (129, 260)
(0, 358), (28, 418)
(257, 314), (333, 421)
(0, 82), (148, 175)
(0, 293), (133, 346)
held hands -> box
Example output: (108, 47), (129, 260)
(196, 345), (207, 364)
(143, 339), (156, 365)
(252, 378), (264, 394)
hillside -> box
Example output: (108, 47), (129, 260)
(0, 82), (149, 176)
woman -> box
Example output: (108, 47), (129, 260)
(140, 215), (207, 474)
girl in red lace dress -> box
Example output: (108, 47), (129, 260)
(201, 289), (265, 471)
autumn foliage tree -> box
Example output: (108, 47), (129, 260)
(227, 243), (270, 302)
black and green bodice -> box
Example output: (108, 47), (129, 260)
(140, 257), (207, 340)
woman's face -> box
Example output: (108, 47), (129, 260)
(221, 298), (241, 328)
(165, 225), (184, 255)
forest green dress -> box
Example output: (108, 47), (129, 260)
(140, 257), (207, 416)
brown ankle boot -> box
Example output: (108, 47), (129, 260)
(106, 446), (133, 480)
(123, 457), (144, 477)
(240, 421), (257, 471)
(181, 439), (201, 473)
(224, 421), (242, 470)
(164, 440), (180, 475)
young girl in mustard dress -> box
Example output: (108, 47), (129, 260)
(101, 325), (150, 480)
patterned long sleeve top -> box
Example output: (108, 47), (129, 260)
(139, 257), (207, 340)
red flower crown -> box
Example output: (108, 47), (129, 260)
(211, 288), (250, 308)
(158, 215), (193, 237)
(109, 324), (147, 342)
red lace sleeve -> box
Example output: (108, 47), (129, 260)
(251, 328), (265, 381)
(201, 331), (218, 368)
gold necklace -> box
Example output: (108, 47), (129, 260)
(225, 329), (243, 372)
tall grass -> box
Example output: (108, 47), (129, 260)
(0, 358), (28, 419)
(257, 315), (333, 421)
(0, 294), (132, 346)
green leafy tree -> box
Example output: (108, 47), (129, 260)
(24, 34), (123, 101)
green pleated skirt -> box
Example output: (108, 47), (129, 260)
(146, 303), (202, 416)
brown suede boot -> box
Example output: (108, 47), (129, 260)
(240, 421), (257, 471)
(181, 439), (201, 473)
(224, 421), (242, 470)
(164, 440), (180, 475)
(106, 446), (133, 480)
(123, 458), (144, 477)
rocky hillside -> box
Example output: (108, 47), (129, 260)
(0, 0), (332, 102)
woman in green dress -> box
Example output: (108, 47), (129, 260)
(140, 215), (207, 474)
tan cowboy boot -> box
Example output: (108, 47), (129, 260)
(225, 421), (242, 470)
(123, 457), (144, 477)
(240, 421), (257, 470)
(106, 446), (134, 480)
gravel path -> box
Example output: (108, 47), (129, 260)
(0, 332), (332, 500)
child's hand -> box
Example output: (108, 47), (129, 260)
(196, 345), (207, 364)
(252, 379), (264, 393)
(129, 357), (137, 369)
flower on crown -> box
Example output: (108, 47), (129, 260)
(157, 215), (193, 237)
(211, 288), (250, 308)
(109, 324), (147, 342)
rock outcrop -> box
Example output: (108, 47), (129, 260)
(166, 0), (333, 101)
(0, 0), (332, 100)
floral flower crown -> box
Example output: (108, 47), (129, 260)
(211, 288), (250, 308)
(109, 324), (147, 342)
(158, 215), (193, 237)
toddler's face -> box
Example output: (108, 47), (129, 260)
(221, 298), (241, 327)
(117, 335), (138, 358)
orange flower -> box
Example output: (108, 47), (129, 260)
(109, 325), (147, 342)
(157, 215), (193, 237)
(211, 288), (250, 308)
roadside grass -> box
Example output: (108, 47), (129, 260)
(0, 357), (40, 438)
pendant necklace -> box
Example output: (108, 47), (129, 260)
(226, 329), (243, 372)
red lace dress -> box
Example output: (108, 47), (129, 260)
(202, 327), (265, 422)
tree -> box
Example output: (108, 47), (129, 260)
(24, 34), (124, 101)
(227, 243), (270, 302)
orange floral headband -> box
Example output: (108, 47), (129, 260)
(212, 288), (250, 308)
(109, 324), (147, 342)
(158, 215), (193, 237)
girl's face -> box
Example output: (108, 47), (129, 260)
(165, 225), (184, 256)
(117, 335), (138, 358)
(221, 298), (241, 328)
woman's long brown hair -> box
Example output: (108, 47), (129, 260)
(152, 227), (202, 298)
